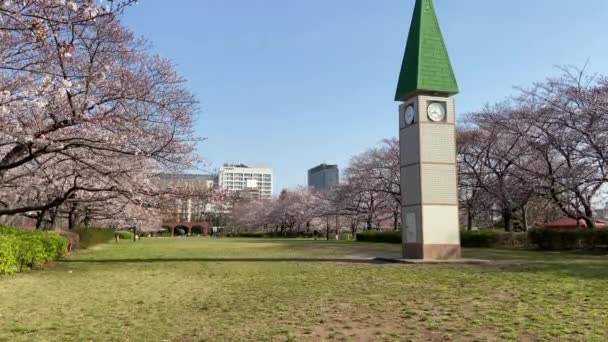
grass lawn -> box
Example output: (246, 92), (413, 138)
(1, 238), (607, 341)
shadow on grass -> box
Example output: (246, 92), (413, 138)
(199, 238), (397, 247)
(465, 248), (608, 280)
(63, 255), (608, 280)
(62, 257), (395, 264)
(222, 238), (401, 253)
(477, 260), (608, 280)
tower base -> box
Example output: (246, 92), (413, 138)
(402, 243), (461, 260)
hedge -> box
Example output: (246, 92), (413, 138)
(355, 229), (529, 247)
(73, 228), (116, 249)
(529, 229), (608, 251)
(356, 230), (401, 244)
(237, 232), (266, 238)
(461, 230), (528, 248)
(0, 226), (68, 275)
(115, 230), (134, 241)
(235, 231), (315, 239)
(58, 230), (79, 252)
(158, 230), (172, 237)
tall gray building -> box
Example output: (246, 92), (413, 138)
(308, 164), (339, 191)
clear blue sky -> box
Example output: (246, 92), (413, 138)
(124, 0), (608, 194)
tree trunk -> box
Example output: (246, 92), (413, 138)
(367, 196), (375, 230)
(583, 216), (595, 229)
(583, 204), (595, 229)
(393, 210), (399, 231)
(35, 210), (46, 230)
(48, 208), (58, 231)
(335, 215), (339, 240)
(83, 212), (91, 228)
(521, 205), (528, 232)
(68, 211), (76, 230)
(503, 208), (513, 232)
(467, 208), (474, 231)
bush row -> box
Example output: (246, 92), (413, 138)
(72, 228), (116, 249)
(529, 229), (608, 250)
(461, 230), (528, 248)
(356, 230), (401, 244)
(0, 226), (68, 275)
(232, 231), (356, 240)
(234, 231), (315, 239)
(115, 230), (134, 241)
(355, 228), (608, 251)
(356, 230), (528, 247)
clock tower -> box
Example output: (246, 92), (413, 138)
(395, 0), (461, 260)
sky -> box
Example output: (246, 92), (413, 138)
(123, 0), (608, 194)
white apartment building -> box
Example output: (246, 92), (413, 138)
(218, 164), (273, 200)
(156, 173), (218, 223)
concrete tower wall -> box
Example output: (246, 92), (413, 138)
(399, 95), (460, 259)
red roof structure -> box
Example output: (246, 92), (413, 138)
(543, 218), (607, 229)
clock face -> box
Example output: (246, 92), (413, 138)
(427, 102), (446, 122)
(405, 105), (415, 125)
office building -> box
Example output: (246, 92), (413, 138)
(308, 164), (339, 191)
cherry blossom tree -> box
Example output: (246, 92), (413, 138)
(511, 68), (608, 228)
(343, 139), (400, 230)
(0, 0), (200, 227)
(460, 68), (608, 229)
(458, 106), (535, 231)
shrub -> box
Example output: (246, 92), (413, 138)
(0, 226), (68, 275)
(115, 231), (134, 240)
(356, 230), (401, 244)
(73, 228), (115, 249)
(460, 230), (531, 248)
(235, 231), (315, 239)
(58, 230), (80, 252)
(529, 229), (608, 251)
(354, 229), (530, 247)
(338, 232), (355, 240)
(158, 230), (172, 237)
(461, 230), (499, 247)
(0, 235), (18, 275)
(238, 231), (265, 238)
(191, 226), (205, 235)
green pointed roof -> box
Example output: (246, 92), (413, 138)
(395, 0), (458, 101)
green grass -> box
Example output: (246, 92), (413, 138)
(1, 238), (607, 341)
